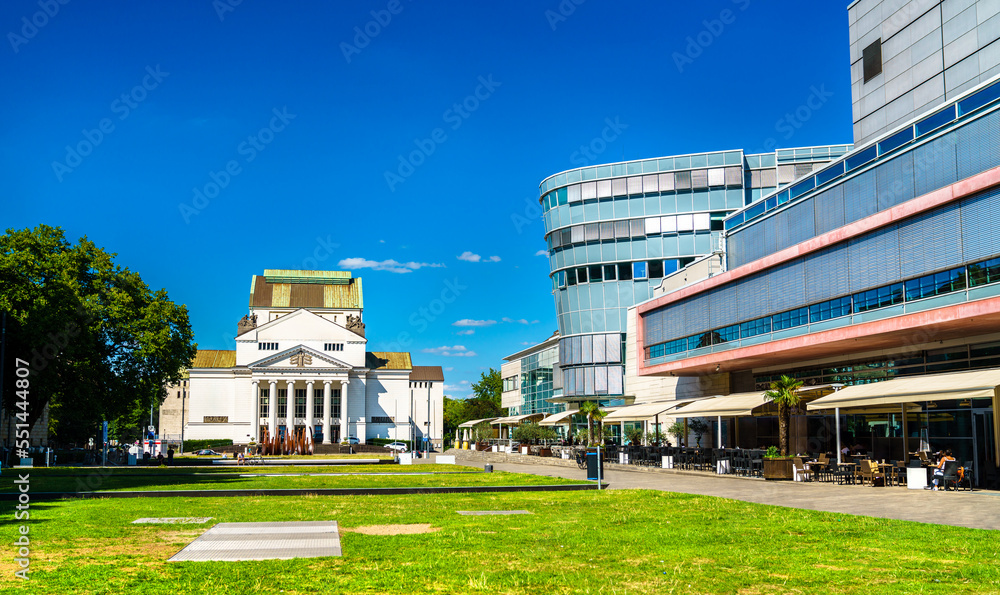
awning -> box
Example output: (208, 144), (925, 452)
(491, 413), (545, 425)
(539, 409), (578, 426)
(457, 417), (497, 428)
(807, 368), (1000, 410)
(603, 400), (691, 422)
(670, 392), (773, 418)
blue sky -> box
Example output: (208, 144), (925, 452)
(0, 0), (854, 399)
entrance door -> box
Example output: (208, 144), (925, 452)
(973, 410), (995, 487)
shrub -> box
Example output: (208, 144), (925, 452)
(183, 439), (233, 452)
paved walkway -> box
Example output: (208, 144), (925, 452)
(466, 457), (1000, 531)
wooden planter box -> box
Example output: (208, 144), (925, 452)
(538, 448), (552, 457)
(763, 457), (794, 480)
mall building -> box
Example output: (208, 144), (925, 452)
(159, 270), (443, 447)
(633, 0), (1000, 485)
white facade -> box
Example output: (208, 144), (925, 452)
(173, 270), (443, 447)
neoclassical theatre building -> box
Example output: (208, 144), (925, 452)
(164, 270), (443, 446)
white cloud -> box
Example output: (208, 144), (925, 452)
(456, 329), (475, 336)
(535, 250), (548, 257)
(453, 319), (496, 327)
(422, 345), (477, 357)
(444, 367), (454, 372)
(443, 384), (465, 392)
(379, 239), (385, 243)
(459, 380), (470, 385)
(338, 257), (444, 274)
(457, 251), (500, 263)
(502, 317), (535, 325)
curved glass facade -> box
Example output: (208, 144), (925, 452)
(540, 146), (850, 398)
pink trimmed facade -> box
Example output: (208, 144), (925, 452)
(637, 165), (1000, 378)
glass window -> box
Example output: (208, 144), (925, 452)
(589, 265), (603, 282)
(853, 283), (904, 312)
(809, 296), (852, 323)
(772, 307), (808, 331)
(648, 260), (664, 279)
(633, 261), (648, 280)
(969, 257), (1000, 287)
(313, 389), (324, 418)
(277, 389), (288, 418)
(740, 317), (771, 338)
(295, 389), (307, 418)
(577, 267), (588, 284)
(567, 269), (577, 286)
(332, 389), (341, 420)
(259, 389), (269, 418)
(716, 324), (740, 344)
(904, 267), (966, 301)
(604, 264), (617, 281)
(618, 263), (633, 281)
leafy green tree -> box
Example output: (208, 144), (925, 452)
(0, 226), (196, 444)
(442, 395), (466, 438)
(464, 368), (503, 421)
(763, 375), (804, 456)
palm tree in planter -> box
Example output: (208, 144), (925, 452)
(763, 375), (804, 456)
(579, 401), (604, 446)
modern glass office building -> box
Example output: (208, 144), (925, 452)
(637, 75), (1000, 484)
(501, 333), (562, 416)
(538, 146), (852, 403)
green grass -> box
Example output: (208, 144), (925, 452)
(0, 465), (577, 493)
(1, 489), (998, 594)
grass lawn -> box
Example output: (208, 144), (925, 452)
(0, 465), (578, 492)
(1, 488), (998, 594)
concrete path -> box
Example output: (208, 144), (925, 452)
(471, 458), (1000, 531)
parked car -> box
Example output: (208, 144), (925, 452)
(384, 442), (408, 452)
(193, 449), (223, 456)
(342, 436), (359, 445)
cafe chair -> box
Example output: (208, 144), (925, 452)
(958, 461), (974, 492)
(940, 460), (960, 491)
(860, 460), (885, 486)
(792, 457), (811, 482)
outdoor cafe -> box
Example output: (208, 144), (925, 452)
(461, 368), (999, 490)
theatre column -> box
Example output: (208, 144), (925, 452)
(268, 380), (277, 440)
(322, 380), (333, 444)
(305, 380), (315, 441)
(251, 380), (260, 443)
(285, 380), (295, 437)
(340, 378), (350, 442)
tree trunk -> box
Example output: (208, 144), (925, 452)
(587, 415), (593, 446)
(778, 402), (789, 456)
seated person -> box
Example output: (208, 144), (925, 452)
(926, 449), (956, 491)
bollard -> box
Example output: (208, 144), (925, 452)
(484, 464), (493, 473)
